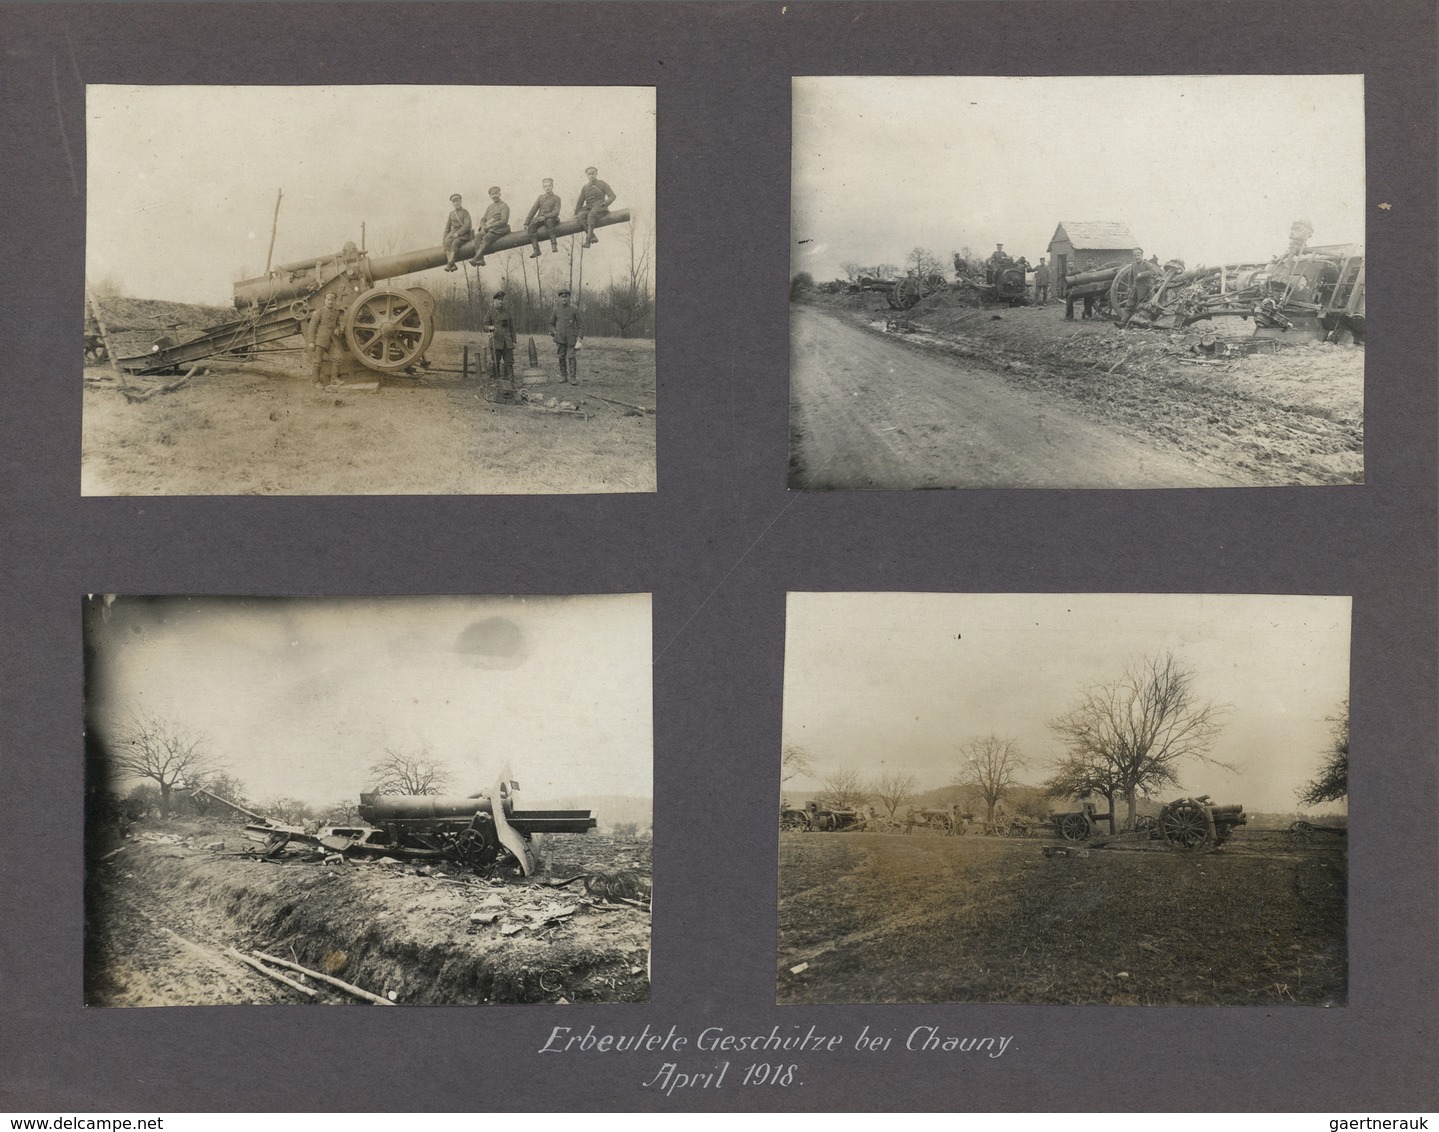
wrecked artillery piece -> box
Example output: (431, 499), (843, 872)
(190, 772), (596, 876)
(1049, 795), (1246, 852)
(115, 209), (632, 378)
(888, 273), (948, 311)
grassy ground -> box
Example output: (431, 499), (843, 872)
(777, 830), (1346, 1006)
(82, 330), (655, 495)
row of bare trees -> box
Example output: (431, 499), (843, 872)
(783, 652), (1349, 823)
(101, 712), (459, 823)
(431, 224), (653, 339)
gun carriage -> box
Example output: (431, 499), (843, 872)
(189, 771), (595, 876)
(1048, 795), (1245, 852)
(115, 210), (632, 378)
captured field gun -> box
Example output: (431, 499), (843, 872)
(780, 800), (874, 832)
(355, 773), (597, 876)
(115, 209), (632, 377)
(1049, 795), (1245, 852)
(903, 804), (969, 836)
(189, 769), (596, 876)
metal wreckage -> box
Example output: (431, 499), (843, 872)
(95, 209), (632, 380)
(190, 769), (597, 877)
(853, 220), (1365, 344)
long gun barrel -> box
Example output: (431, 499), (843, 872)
(359, 792), (597, 835)
(234, 210), (633, 308)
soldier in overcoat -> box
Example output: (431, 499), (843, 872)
(305, 292), (346, 386)
(549, 288), (584, 383)
(484, 291), (518, 382)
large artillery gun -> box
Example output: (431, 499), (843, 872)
(1049, 795), (1246, 852)
(188, 769), (596, 876)
(115, 210), (632, 378)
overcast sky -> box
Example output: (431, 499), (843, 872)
(781, 593), (1350, 813)
(87, 85), (656, 306)
(87, 595), (653, 806)
(792, 75), (1364, 282)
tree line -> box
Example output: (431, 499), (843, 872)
(783, 651), (1349, 829)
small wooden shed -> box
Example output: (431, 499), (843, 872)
(1047, 221), (1141, 294)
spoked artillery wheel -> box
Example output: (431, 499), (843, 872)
(779, 812), (809, 832)
(1286, 820), (1315, 845)
(1159, 800), (1215, 850)
(1057, 813), (1090, 842)
(1108, 263), (1158, 315)
(345, 287), (434, 372)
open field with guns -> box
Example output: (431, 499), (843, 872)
(86, 816), (651, 1007)
(83, 327), (655, 495)
(777, 827), (1346, 1007)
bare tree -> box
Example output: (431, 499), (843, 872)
(781, 744), (815, 783)
(366, 748), (453, 796)
(1041, 749), (1132, 834)
(325, 799), (361, 824)
(263, 796), (315, 824)
(873, 263), (899, 281)
(108, 713), (217, 817)
(602, 218), (654, 337)
(954, 734), (1026, 825)
(1048, 651), (1230, 828)
(871, 769), (918, 819)
(840, 261), (864, 284)
(1297, 699), (1349, 806)
(818, 766), (868, 811)
(905, 246), (946, 280)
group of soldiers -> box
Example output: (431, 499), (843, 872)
(480, 285), (585, 386)
(440, 166), (617, 270)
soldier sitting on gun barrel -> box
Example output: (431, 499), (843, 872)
(574, 166), (616, 248)
(525, 178), (562, 258)
(471, 186), (511, 267)
(442, 193), (472, 272)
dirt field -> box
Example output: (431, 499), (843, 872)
(86, 817), (651, 1006)
(777, 829), (1346, 1006)
(82, 330), (655, 495)
(791, 293), (1363, 489)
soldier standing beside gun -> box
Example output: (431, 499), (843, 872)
(484, 291), (518, 384)
(525, 178), (562, 258)
(305, 292), (346, 387)
(1034, 258), (1052, 304)
(574, 166), (616, 248)
(442, 193), (472, 272)
(471, 186), (511, 267)
(550, 288), (583, 384)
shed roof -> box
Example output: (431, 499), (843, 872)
(1050, 221), (1140, 250)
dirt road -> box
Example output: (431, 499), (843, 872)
(790, 306), (1242, 489)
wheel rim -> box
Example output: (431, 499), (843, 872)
(1161, 804), (1210, 849)
(345, 288), (431, 372)
(1059, 814), (1088, 842)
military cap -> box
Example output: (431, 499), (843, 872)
(450, 193), (462, 202)
(493, 290), (505, 299)
(585, 166), (598, 175)
(557, 288), (571, 297)
(488, 185), (501, 194)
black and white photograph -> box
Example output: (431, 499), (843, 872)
(778, 592), (1350, 1006)
(83, 594), (653, 1007)
(789, 75), (1365, 490)
(83, 85), (656, 496)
